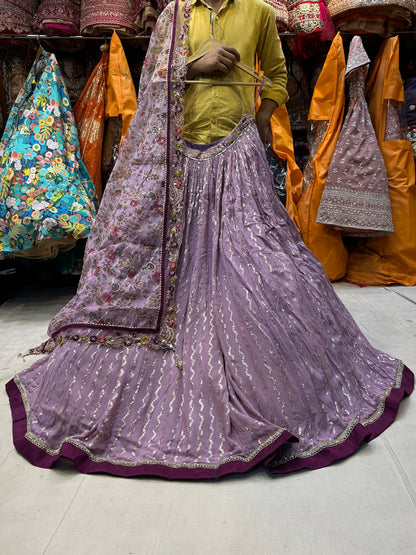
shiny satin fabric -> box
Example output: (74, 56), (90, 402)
(346, 37), (416, 286)
(105, 31), (137, 146)
(297, 33), (349, 281)
(73, 49), (109, 202)
(270, 104), (303, 230)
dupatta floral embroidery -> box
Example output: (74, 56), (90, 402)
(47, 0), (192, 351)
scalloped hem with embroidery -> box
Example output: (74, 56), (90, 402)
(266, 364), (414, 474)
(6, 365), (413, 480)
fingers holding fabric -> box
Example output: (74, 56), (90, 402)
(186, 46), (240, 79)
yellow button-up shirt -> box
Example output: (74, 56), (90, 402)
(182, 0), (289, 144)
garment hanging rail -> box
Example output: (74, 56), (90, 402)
(0, 29), (416, 40)
(0, 34), (152, 40)
(0, 33), (294, 40)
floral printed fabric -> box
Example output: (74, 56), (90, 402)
(0, 50), (97, 259)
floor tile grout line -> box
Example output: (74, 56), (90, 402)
(381, 435), (416, 513)
(42, 476), (86, 555)
(388, 288), (416, 307)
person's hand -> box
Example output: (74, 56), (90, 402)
(255, 98), (278, 144)
(187, 46), (240, 79)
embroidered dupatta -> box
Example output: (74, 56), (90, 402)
(48, 0), (191, 350)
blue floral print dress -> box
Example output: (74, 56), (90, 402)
(0, 50), (97, 259)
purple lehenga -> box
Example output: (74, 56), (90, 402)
(6, 0), (414, 479)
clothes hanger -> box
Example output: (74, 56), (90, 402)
(184, 37), (272, 88)
(34, 35), (43, 64)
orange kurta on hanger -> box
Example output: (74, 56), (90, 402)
(346, 37), (416, 286)
(296, 32), (349, 281)
(105, 30), (137, 144)
(73, 47), (109, 202)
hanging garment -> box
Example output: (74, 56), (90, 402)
(5, 0), (413, 479)
(316, 35), (393, 237)
(55, 50), (98, 104)
(297, 32), (349, 281)
(0, 50), (97, 259)
(101, 31), (137, 187)
(270, 104), (304, 230)
(403, 76), (416, 159)
(346, 36), (416, 286)
(285, 51), (311, 133)
(80, 0), (136, 36)
(0, 0), (39, 34)
(32, 0), (81, 35)
(73, 48), (109, 202)
(105, 31), (137, 145)
(0, 47), (34, 116)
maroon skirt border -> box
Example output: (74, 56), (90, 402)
(5, 377), (293, 480)
(5, 364), (413, 480)
(267, 364), (414, 474)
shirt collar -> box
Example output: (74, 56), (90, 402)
(191, 0), (235, 7)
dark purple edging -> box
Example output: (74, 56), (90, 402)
(50, 322), (159, 338)
(5, 378), (294, 479)
(156, 0), (180, 331)
(6, 365), (413, 479)
(267, 364), (414, 474)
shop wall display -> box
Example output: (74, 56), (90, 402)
(0, 0), (416, 285)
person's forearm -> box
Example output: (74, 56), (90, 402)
(186, 61), (199, 80)
(256, 98), (278, 143)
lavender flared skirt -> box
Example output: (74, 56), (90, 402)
(6, 115), (414, 479)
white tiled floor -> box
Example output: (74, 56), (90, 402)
(1, 282), (415, 555)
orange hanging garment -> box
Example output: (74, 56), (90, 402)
(73, 48), (109, 202)
(255, 60), (303, 230)
(296, 33), (349, 281)
(105, 30), (137, 145)
(346, 37), (416, 286)
(270, 104), (303, 230)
